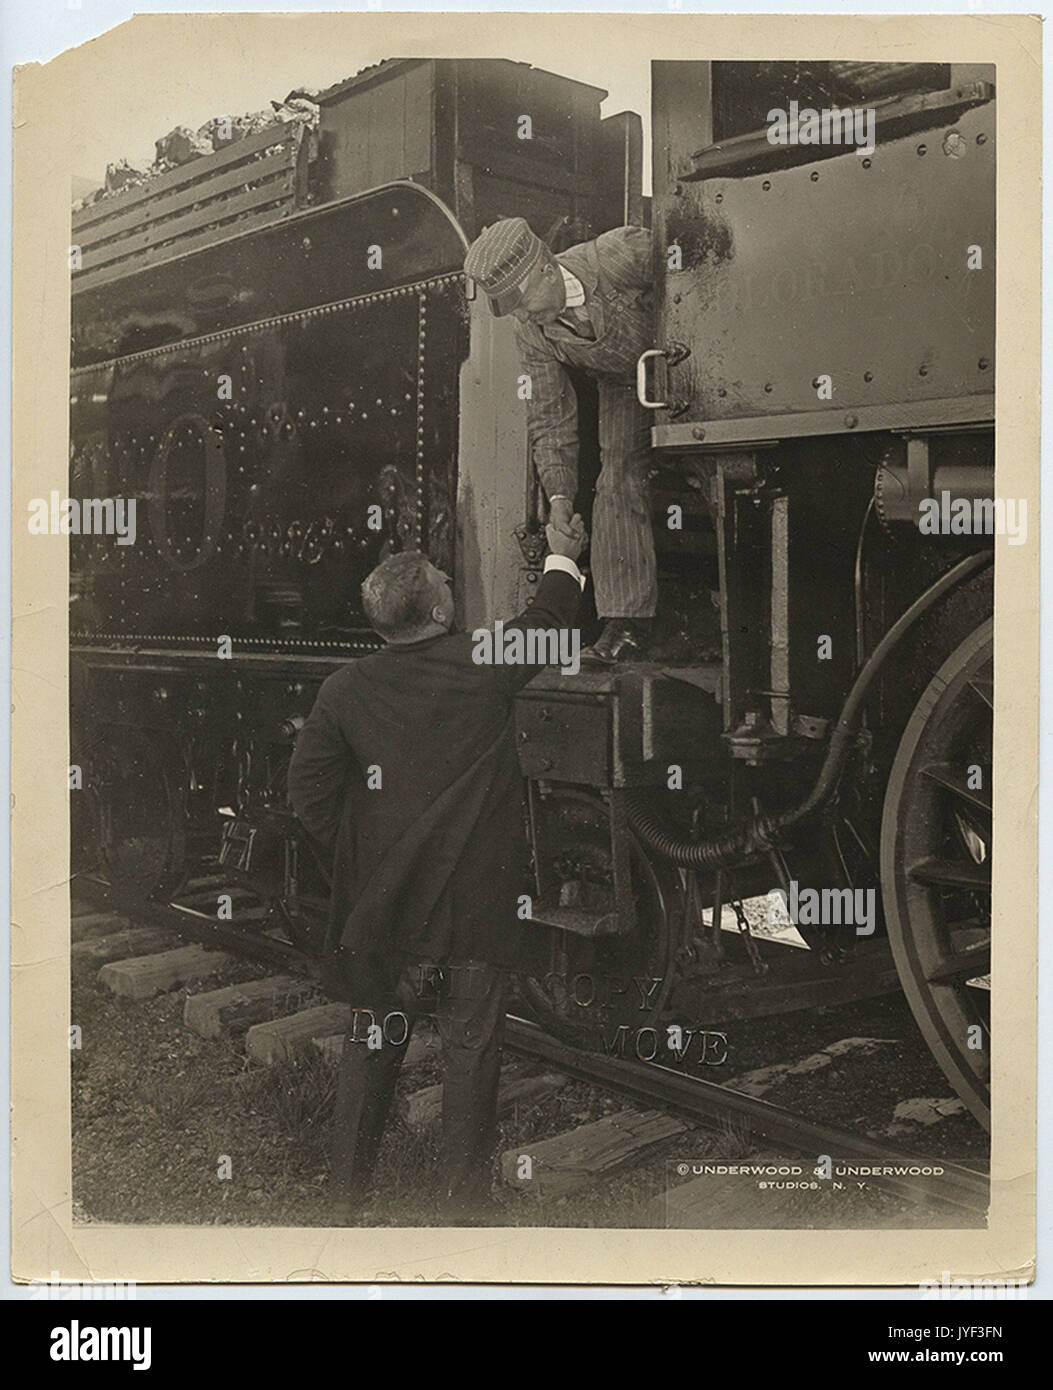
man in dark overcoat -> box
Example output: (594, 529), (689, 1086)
(287, 519), (585, 1221)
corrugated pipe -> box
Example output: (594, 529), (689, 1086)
(627, 549), (993, 869)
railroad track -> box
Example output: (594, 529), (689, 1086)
(71, 871), (990, 1224)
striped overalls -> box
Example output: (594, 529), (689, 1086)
(515, 226), (657, 619)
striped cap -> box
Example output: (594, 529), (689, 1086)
(463, 218), (546, 316)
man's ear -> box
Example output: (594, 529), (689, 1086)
(431, 604), (447, 626)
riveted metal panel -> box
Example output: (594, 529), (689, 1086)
(515, 667), (723, 788)
(71, 183), (467, 365)
(654, 85), (995, 433)
(69, 186), (470, 652)
(515, 692), (612, 785)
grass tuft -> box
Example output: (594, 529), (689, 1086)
(249, 1048), (336, 1142)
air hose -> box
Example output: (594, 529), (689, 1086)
(626, 548), (993, 869)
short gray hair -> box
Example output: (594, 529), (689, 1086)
(361, 551), (438, 639)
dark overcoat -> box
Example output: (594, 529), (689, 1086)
(287, 567), (582, 1000)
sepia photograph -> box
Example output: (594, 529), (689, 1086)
(10, 10), (1040, 1291)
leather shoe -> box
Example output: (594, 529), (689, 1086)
(581, 618), (651, 664)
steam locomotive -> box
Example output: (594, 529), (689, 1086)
(69, 59), (995, 1127)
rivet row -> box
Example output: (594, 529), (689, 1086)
(71, 272), (464, 378)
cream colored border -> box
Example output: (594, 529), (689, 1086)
(12, 12), (1039, 1286)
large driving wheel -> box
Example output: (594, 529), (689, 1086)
(519, 788), (678, 1049)
(880, 620), (992, 1129)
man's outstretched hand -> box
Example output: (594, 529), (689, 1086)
(546, 512), (587, 563)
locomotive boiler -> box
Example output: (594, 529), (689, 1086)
(69, 58), (995, 1128)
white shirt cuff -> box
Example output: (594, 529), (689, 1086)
(544, 553), (586, 590)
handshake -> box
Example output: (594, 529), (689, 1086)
(545, 497), (588, 564)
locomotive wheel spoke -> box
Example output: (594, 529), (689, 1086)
(968, 677), (994, 710)
(919, 761), (992, 814)
(907, 857), (990, 891)
(880, 618), (993, 1131)
(926, 940), (991, 986)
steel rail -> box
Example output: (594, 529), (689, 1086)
(73, 876), (305, 969)
(74, 875), (989, 1217)
(504, 1016), (989, 1216)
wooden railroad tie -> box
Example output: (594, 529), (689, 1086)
(98, 945), (232, 1000)
(501, 1108), (688, 1199)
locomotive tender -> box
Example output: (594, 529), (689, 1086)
(69, 59), (995, 1127)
